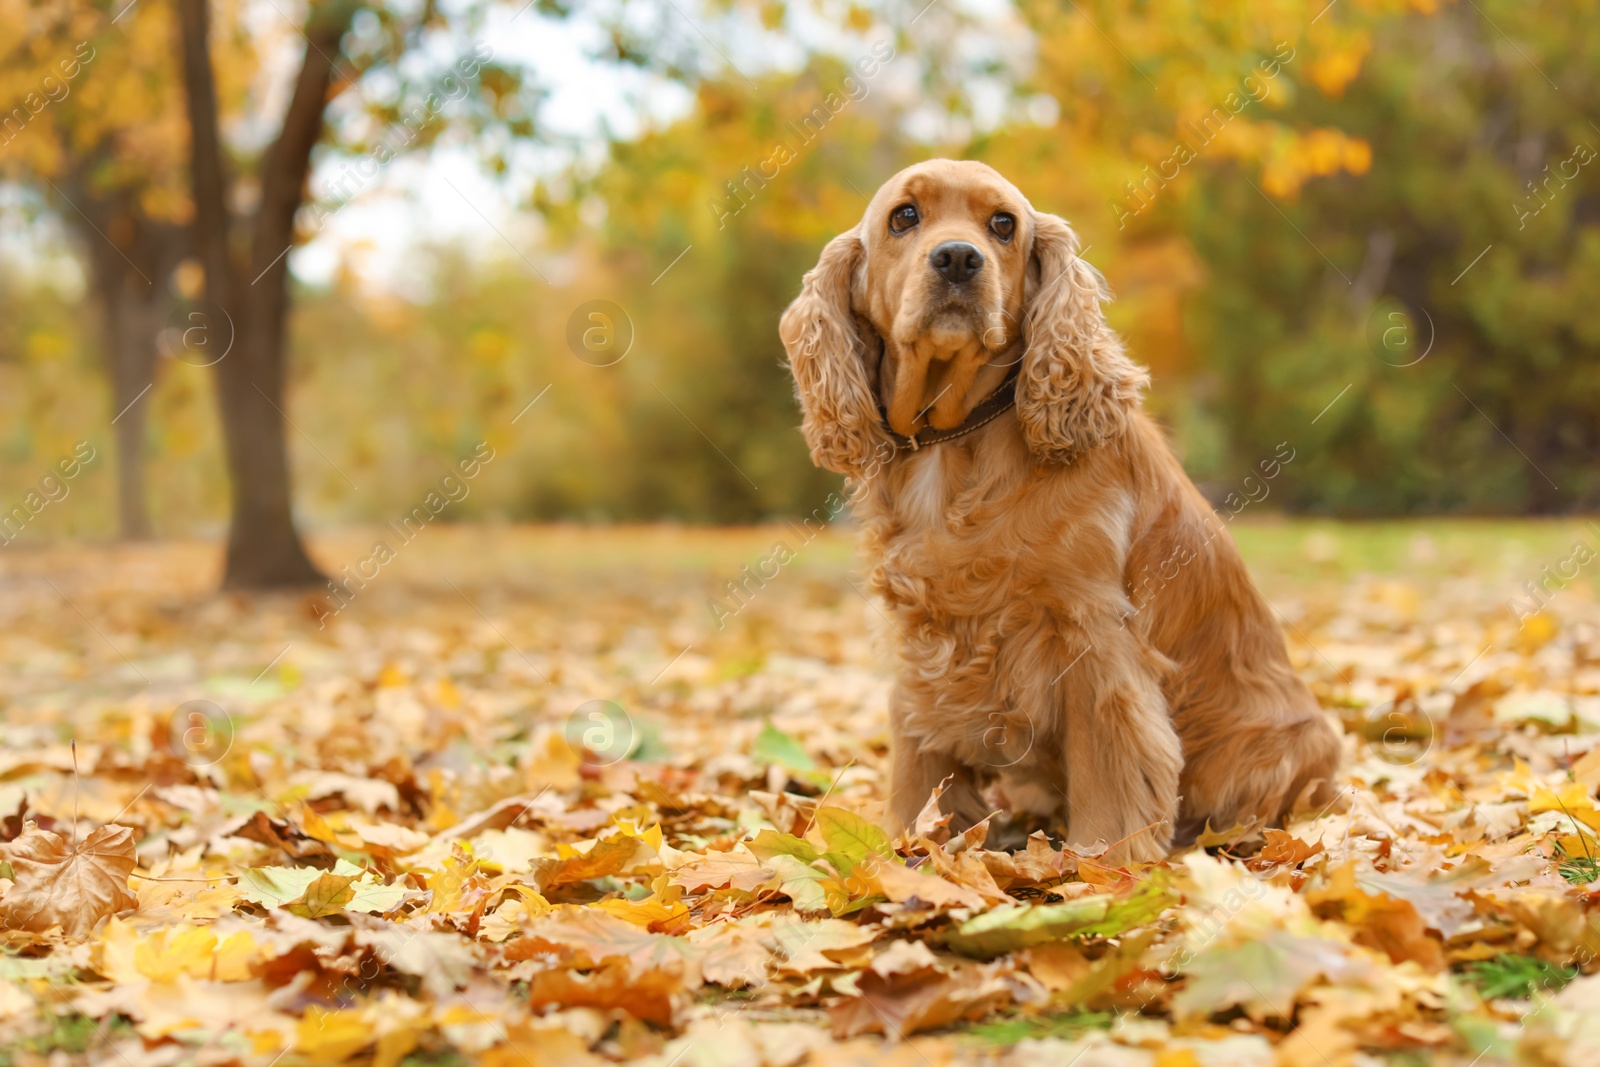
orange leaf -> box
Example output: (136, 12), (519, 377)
(543, 836), (639, 888)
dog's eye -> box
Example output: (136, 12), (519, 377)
(889, 204), (919, 234)
(990, 212), (1016, 242)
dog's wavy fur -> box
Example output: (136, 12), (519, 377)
(780, 160), (1339, 862)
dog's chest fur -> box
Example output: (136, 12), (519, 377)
(857, 424), (1135, 775)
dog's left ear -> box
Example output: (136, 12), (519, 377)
(1017, 211), (1148, 464)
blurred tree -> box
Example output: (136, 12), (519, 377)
(177, 0), (752, 584)
(175, 0), (569, 585)
(177, 0), (351, 585)
(1173, 0), (1600, 513)
(9, 0), (1596, 531)
(0, 1), (238, 539)
(569, 59), (918, 520)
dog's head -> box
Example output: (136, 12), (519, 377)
(779, 158), (1147, 476)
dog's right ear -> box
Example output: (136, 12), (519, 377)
(780, 229), (891, 478)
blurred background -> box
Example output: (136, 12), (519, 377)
(1, 0), (1597, 589)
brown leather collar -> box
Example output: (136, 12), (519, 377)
(879, 365), (1022, 451)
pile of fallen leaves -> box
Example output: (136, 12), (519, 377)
(4, 524), (1600, 1066)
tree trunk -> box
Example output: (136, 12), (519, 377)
(178, 0), (348, 588)
(211, 321), (324, 587)
(105, 277), (156, 540)
(67, 174), (185, 542)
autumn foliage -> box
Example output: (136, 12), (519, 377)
(3, 523), (1600, 1063)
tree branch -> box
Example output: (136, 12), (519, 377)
(251, 2), (358, 283)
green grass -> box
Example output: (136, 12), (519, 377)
(964, 1010), (1117, 1046)
(1464, 954), (1577, 1000)
(1229, 517), (1600, 589)
(0, 1013), (135, 1065)
(1554, 847), (1600, 886)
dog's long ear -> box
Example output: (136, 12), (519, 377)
(1018, 211), (1148, 464)
(780, 228), (889, 477)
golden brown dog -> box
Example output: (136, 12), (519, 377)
(779, 159), (1340, 862)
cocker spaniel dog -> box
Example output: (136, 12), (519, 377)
(779, 159), (1339, 863)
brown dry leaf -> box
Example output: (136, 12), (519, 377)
(691, 921), (774, 988)
(524, 958), (686, 1026)
(828, 961), (1012, 1040)
(480, 1023), (609, 1067)
(232, 810), (339, 864)
(916, 846), (1012, 906)
(668, 847), (777, 894)
(1571, 745), (1600, 792)
(1017, 941), (1092, 992)
(0, 822), (138, 939)
(909, 777), (954, 845)
(866, 939), (944, 979)
(977, 832), (1072, 888)
(508, 906), (703, 980)
(871, 859), (986, 911)
(763, 915), (878, 975)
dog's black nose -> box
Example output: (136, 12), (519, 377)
(929, 241), (984, 284)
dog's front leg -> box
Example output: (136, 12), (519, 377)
(885, 685), (987, 836)
(1058, 636), (1183, 865)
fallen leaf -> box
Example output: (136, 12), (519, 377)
(0, 822), (137, 938)
(814, 807), (895, 876)
(1171, 930), (1370, 1021)
(944, 880), (1174, 958)
(829, 962), (1012, 1040)
(539, 835), (644, 889)
(668, 847), (776, 894)
(524, 958), (685, 1026)
(1260, 829), (1325, 868)
(285, 872), (359, 918)
(870, 859), (986, 911)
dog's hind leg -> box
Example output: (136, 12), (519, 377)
(1176, 713), (1342, 847)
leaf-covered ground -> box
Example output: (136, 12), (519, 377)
(4, 521), (1600, 1066)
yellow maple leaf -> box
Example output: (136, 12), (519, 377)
(97, 921), (262, 984)
(592, 889), (690, 928)
(134, 925), (219, 982)
(297, 1007), (372, 1063)
(1530, 781), (1600, 831)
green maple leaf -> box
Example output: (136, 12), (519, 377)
(814, 807), (894, 876)
(752, 722), (816, 772)
(746, 829), (821, 865)
(945, 880), (1174, 958)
